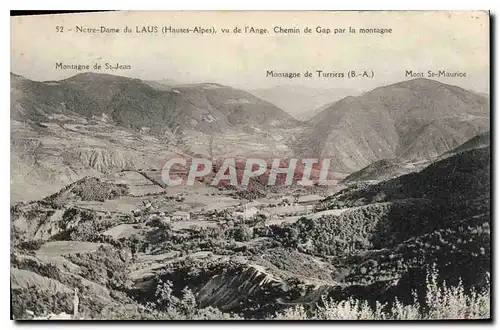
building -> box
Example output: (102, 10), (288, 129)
(232, 205), (260, 220)
(297, 194), (323, 205)
(171, 211), (190, 221)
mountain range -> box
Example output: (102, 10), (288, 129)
(11, 73), (490, 201)
(10, 71), (491, 320)
(12, 72), (298, 134)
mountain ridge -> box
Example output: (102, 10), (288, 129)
(11, 72), (300, 134)
(297, 78), (489, 172)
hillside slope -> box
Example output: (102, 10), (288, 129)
(296, 79), (489, 172)
(342, 130), (491, 184)
(441, 130), (490, 157)
(12, 73), (298, 134)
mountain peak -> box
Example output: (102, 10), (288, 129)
(62, 72), (134, 83)
(12, 71), (299, 135)
(302, 78), (489, 172)
(390, 78), (448, 90)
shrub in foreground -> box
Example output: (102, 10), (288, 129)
(274, 268), (490, 320)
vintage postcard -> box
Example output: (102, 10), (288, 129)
(10, 11), (490, 320)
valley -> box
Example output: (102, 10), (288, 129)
(9, 72), (491, 320)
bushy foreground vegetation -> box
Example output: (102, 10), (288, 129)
(101, 267), (490, 320)
(99, 280), (242, 320)
(274, 268), (490, 320)
(13, 263), (489, 320)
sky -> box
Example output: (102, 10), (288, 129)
(11, 11), (490, 93)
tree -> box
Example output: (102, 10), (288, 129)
(154, 280), (178, 309)
(179, 287), (197, 316)
(233, 225), (253, 242)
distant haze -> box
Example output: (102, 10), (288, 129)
(251, 85), (361, 119)
(11, 11), (489, 94)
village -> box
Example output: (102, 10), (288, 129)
(128, 191), (327, 230)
